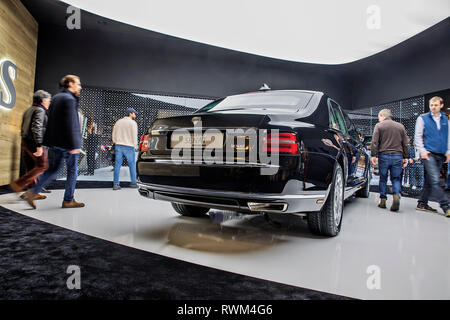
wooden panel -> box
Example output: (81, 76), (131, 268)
(0, 0), (38, 185)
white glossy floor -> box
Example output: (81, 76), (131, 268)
(1, 189), (450, 300)
(65, 166), (131, 181)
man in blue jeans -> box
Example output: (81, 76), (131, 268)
(112, 108), (138, 190)
(371, 109), (409, 211)
(24, 75), (85, 209)
(415, 96), (450, 217)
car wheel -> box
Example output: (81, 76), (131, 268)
(356, 166), (370, 198)
(171, 202), (210, 217)
(307, 164), (344, 237)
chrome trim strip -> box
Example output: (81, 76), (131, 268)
(137, 183), (327, 213)
(136, 182), (327, 200)
(343, 183), (364, 199)
(151, 159), (280, 168)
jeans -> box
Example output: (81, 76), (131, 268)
(419, 153), (449, 208)
(33, 147), (78, 202)
(113, 144), (136, 185)
(378, 153), (403, 199)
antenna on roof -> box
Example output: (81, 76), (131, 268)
(259, 83), (271, 91)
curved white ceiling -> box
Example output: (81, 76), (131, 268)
(62, 0), (449, 64)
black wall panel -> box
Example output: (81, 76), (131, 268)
(34, 23), (352, 107)
(349, 20), (450, 109)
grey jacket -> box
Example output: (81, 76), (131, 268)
(21, 104), (48, 150)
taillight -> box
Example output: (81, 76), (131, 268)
(139, 134), (149, 152)
(263, 132), (299, 154)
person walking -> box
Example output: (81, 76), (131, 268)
(371, 109), (409, 211)
(10, 90), (51, 200)
(86, 119), (100, 175)
(24, 75), (85, 209)
(415, 96), (450, 217)
(403, 141), (416, 187)
(445, 164), (450, 191)
(112, 108), (138, 190)
(408, 140), (424, 191)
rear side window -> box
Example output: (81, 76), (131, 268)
(342, 109), (355, 132)
(329, 100), (346, 133)
(329, 104), (339, 130)
(341, 109), (361, 141)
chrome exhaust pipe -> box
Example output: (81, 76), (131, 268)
(247, 202), (288, 212)
(138, 188), (150, 198)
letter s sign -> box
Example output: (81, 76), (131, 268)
(0, 59), (17, 109)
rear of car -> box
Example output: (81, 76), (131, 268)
(136, 90), (334, 215)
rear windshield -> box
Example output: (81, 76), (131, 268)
(197, 91), (314, 113)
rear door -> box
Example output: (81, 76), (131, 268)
(328, 100), (359, 186)
(340, 106), (367, 185)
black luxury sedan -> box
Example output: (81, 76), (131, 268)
(136, 89), (370, 236)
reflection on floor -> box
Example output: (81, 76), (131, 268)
(62, 166), (131, 182)
(1, 189), (449, 299)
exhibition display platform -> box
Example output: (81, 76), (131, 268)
(1, 189), (449, 300)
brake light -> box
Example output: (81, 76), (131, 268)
(139, 134), (149, 152)
(263, 132), (298, 154)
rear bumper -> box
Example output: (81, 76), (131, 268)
(137, 182), (329, 214)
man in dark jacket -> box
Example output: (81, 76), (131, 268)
(24, 75), (85, 209)
(10, 90), (51, 198)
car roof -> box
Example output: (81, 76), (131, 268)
(231, 89), (324, 97)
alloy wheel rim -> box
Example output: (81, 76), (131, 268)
(334, 170), (343, 227)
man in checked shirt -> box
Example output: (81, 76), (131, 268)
(414, 96), (450, 217)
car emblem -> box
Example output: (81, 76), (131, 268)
(192, 116), (201, 126)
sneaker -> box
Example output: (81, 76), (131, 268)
(62, 199), (85, 208)
(416, 204), (438, 213)
(378, 198), (386, 209)
(113, 184), (121, 190)
(391, 194), (400, 212)
(41, 188), (51, 193)
(129, 184), (138, 188)
(446, 208), (450, 218)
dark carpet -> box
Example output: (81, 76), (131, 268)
(0, 188), (350, 300)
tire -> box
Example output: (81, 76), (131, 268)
(171, 202), (210, 217)
(356, 165), (371, 198)
(307, 164), (344, 237)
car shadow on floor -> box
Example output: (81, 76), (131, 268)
(134, 208), (331, 254)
